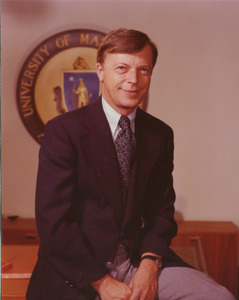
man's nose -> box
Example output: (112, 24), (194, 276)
(127, 68), (138, 84)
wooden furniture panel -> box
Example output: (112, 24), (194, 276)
(171, 221), (238, 297)
(171, 237), (208, 273)
(1, 239), (208, 299)
(2, 218), (39, 245)
(2, 218), (238, 297)
(2, 245), (38, 299)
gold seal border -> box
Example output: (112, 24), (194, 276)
(16, 29), (106, 144)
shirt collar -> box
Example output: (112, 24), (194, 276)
(102, 96), (136, 137)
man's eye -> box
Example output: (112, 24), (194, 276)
(140, 68), (151, 75)
(116, 66), (127, 73)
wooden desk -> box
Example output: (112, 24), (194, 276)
(172, 221), (238, 297)
(2, 218), (39, 245)
(1, 240), (208, 299)
(2, 219), (238, 297)
(171, 237), (208, 274)
(2, 245), (38, 299)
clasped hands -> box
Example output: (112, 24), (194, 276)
(91, 256), (159, 300)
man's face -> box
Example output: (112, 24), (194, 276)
(96, 44), (153, 115)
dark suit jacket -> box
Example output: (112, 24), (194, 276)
(27, 97), (188, 299)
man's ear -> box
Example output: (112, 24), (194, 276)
(96, 63), (104, 82)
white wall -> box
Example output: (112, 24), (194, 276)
(2, 1), (239, 232)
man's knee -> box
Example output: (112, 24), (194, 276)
(157, 267), (236, 300)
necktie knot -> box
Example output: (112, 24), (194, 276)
(118, 115), (131, 130)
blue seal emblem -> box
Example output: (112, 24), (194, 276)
(59, 70), (100, 113)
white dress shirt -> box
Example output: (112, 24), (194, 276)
(102, 96), (136, 141)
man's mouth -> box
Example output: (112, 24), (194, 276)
(121, 89), (139, 95)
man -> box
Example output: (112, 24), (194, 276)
(27, 28), (235, 300)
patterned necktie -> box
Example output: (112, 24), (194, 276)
(115, 116), (136, 194)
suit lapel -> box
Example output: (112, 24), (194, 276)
(80, 98), (124, 225)
(134, 109), (164, 198)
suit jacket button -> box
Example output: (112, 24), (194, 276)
(106, 261), (113, 270)
(65, 280), (69, 284)
(70, 284), (74, 288)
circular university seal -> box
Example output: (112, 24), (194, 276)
(16, 29), (106, 144)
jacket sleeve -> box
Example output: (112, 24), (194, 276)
(139, 127), (178, 259)
(35, 118), (108, 289)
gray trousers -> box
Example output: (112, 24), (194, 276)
(96, 245), (236, 300)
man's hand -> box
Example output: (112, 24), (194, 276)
(91, 274), (133, 300)
(128, 257), (159, 300)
